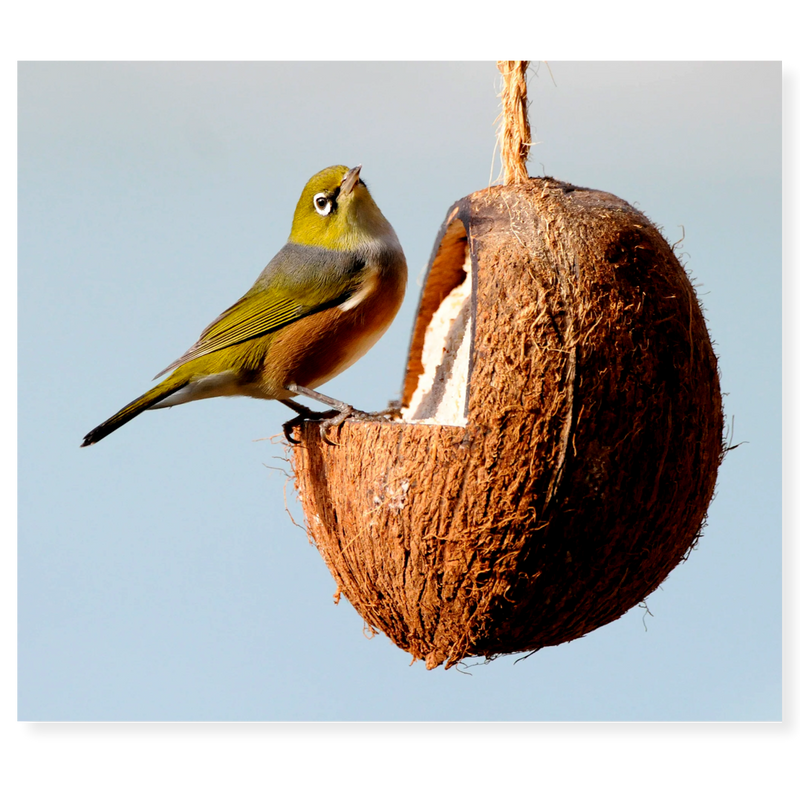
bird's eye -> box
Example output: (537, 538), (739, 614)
(313, 192), (333, 216)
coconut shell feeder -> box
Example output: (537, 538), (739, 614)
(290, 62), (724, 669)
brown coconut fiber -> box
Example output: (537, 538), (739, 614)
(291, 177), (724, 669)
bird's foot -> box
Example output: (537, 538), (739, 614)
(282, 407), (329, 445)
(282, 405), (369, 446)
(281, 385), (398, 446)
(317, 405), (378, 446)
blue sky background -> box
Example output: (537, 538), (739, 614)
(18, 61), (782, 724)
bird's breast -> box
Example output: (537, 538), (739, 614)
(261, 253), (407, 398)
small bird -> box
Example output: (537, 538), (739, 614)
(81, 165), (407, 447)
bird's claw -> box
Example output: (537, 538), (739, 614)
(282, 415), (304, 445)
(282, 408), (334, 445)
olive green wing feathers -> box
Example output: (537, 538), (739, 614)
(154, 244), (364, 378)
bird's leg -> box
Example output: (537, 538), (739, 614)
(283, 383), (390, 445)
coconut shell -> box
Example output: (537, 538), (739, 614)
(291, 177), (724, 669)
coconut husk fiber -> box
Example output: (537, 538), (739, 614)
(290, 178), (724, 669)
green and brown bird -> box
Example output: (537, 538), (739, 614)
(82, 165), (407, 447)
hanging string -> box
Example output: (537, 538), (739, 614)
(497, 60), (531, 185)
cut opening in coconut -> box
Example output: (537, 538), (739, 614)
(401, 217), (473, 426)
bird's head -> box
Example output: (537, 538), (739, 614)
(289, 165), (395, 252)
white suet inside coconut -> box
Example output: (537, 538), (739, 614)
(402, 253), (472, 426)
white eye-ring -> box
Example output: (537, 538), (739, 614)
(313, 192), (333, 216)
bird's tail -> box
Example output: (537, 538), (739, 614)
(81, 374), (190, 447)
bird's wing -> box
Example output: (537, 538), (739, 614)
(154, 245), (363, 378)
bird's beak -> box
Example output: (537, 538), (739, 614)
(340, 164), (362, 197)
